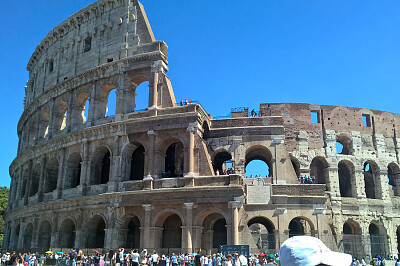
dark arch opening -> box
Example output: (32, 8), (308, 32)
(162, 214), (182, 248)
(364, 162), (377, 199)
(29, 164), (40, 197)
(87, 216), (106, 248)
(290, 157), (300, 178)
(310, 157), (327, 185)
(23, 223), (33, 249)
(343, 222), (362, 258)
(369, 223), (387, 258)
(59, 219), (76, 248)
(343, 223), (353, 234)
(202, 121), (210, 140)
(289, 218), (309, 238)
(213, 151), (232, 175)
(101, 151), (111, 184)
(164, 142), (184, 178)
(13, 224), (20, 250)
(44, 159), (58, 193)
(388, 163), (399, 196)
(213, 219), (227, 248)
(65, 153), (81, 189)
(338, 161), (354, 198)
(37, 221), (51, 250)
(125, 217), (140, 249)
(248, 217), (276, 251)
(130, 145), (145, 180)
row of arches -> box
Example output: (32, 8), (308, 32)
(21, 77), (150, 151)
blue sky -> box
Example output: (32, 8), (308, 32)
(1, 0), (399, 187)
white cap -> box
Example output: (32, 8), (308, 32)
(280, 236), (352, 266)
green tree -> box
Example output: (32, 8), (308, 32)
(0, 186), (9, 246)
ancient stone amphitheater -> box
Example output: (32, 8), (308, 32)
(4, 0), (400, 259)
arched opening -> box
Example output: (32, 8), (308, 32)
(91, 147), (111, 185)
(20, 169), (30, 199)
(23, 223), (33, 249)
(369, 223), (387, 258)
(59, 219), (76, 248)
(130, 145), (145, 180)
(37, 221), (51, 250)
(65, 152), (82, 189)
(125, 216), (141, 249)
(44, 158), (58, 193)
(39, 108), (50, 139)
(310, 157), (328, 185)
(364, 161), (379, 199)
(388, 163), (400, 196)
(87, 216), (106, 248)
(28, 117), (37, 145)
(133, 81), (150, 111)
(74, 91), (90, 125)
(290, 156), (300, 178)
(338, 161), (355, 198)
(245, 146), (273, 178)
(55, 100), (68, 131)
(164, 142), (184, 178)
(13, 224), (20, 250)
(336, 135), (352, 155)
(289, 217), (313, 238)
(200, 212), (227, 252)
(342, 222), (362, 258)
(162, 214), (182, 248)
(202, 121), (210, 140)
(248, 217), (276, 252)
(106, 88), (117, 117)
(29, 164), (40, 197)
(213, 151), (232, 175)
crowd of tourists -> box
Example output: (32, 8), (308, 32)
(298, 175), (316, 184)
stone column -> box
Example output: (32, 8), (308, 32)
(87, 82), (96, 125)
(17, 219), (25, 250)
(150, 60), (167, 109)
(37, 156), (46, 202)
(79, 141), (90, 195)
(145, 130), (156, 180)
(142, 204), (152, 249)
(230, 201), (243, 245)
(34, 110), (41, 144)
(184, 202), (194, 253)
(50, 214), (58, 248)
(192, 226), (203, 251)
(48, 97), (55, 139)
(9, 223), (16, 250)
(3, 222), (11, 249)
(108, 136), (121, 192)
(66, 91), (74, 132)
(378, 169), (390, 200)
(186, 123), (199, 177)
(104, 228), (118, 249)
(226, 225), (232, 245)
(56, 148), (65, 199)
(355, 170), (366, 199)
(24, 160), (33, 205)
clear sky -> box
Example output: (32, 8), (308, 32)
(1, 0), (399, 187)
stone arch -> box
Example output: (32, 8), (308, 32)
(245, 145), (273, 177)
(59, 218), (76, 248)
(288, 216), (315, 238)
(73, 91), (90, 125)
(364, 160), (380, 199)
(200, 212), (228, 250)
(336, 134), (353, 155)
(388, 163), (400, 196)
(342, 220), (362, 258)
(130, 75), (150, 112)
(12, 223), (20, 250)
(338, 160), (356, 198)
(195, 208), (230, 227)
(28, 116), (37, 145)
(29, 163), (41, 197)
(162, 214), (183, 249)
(86, 214), (106, 248)
(290, 155), (301, 178)
(121, 141), (146, 181)
(247, 216), (276, 251)
(23, 222), (34, 249)
(97, 83), (117, 119)
(160, 137), (185, 178)
(37, 220), (52, 250)
(20, 168), (30, 199)
(202, 121), (210, 140)
(153, 209), (186, 227)
(65, 151), (82, 189)
(39, 107), (50, 139)
(212, 149), (232, 175)
(122, 215), (141, 249)
(54, 99), (68, 131)
(310, 156), (329, 185)
(91, 145), (112, 185)
(369, 221), (388, 258)
(44, 157), (58, 193)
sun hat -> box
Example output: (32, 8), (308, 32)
(266, 254), (275, 261)
(280, 235), (352, 266)
(258, 253), (265, 257)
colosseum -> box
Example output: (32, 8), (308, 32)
(3, 0), (400, 259)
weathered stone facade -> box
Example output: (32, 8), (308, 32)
(3, 0), (400, 259)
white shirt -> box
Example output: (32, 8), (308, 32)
(131, 253), (140, 263)
(151, 254), (159, 263)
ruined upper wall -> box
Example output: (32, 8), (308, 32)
(260, 103), (400, 154)
(25, 0), (156, 107)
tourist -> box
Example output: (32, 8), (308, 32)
(8, 255), (18, 266)
(224, 255), (232, 266)
(265, 254), (276, 265)
(279, 235), (352, 266)
(151, 251), (159, 266)
(255, 254), (265, 266)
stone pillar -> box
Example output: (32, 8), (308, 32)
(50, 215), (58, 248)
(150, 60), (167, 109)
(142, 204), (152, 249)
(3, 222), (10, 249)
(226, 225), (232, 245)
(34, 110), (41, 144)
(104, 228), (118, 249)
(66, 91), (74, 132)
(9, 223), (16, 250)
(186, 123), (199, 177)
(192, 226), (203, 251)
(79, 141), (90, 195)
(17, 219), (25, 250)
(378, 169), (389, 200)
(230, 201), (243, 245)
(75, 229), (85, 249)
(108, 136), (121, 192)
(23, 160), (33, 205)
(48, 97), (55, 139)
(184, 202), (194, 253)
(56, 148), (65, 199)
(37, 156), (46, 202)
(145, 130), (156, 180)
(355, 170), (366, 199)
(87, 82), (96, 125)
